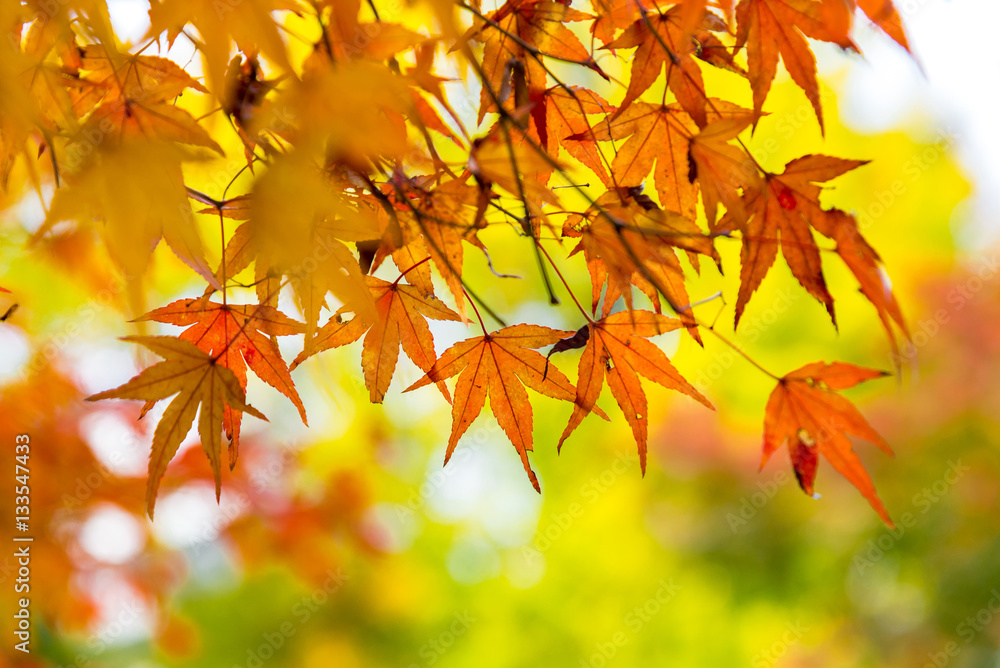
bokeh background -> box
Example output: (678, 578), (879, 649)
(2, 1), (1000, 666)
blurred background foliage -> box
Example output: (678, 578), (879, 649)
(2, 2), (999, 667)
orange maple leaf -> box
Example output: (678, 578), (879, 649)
(853, 0), (911, 51)
(564, 188), (715, 340)
(557, 311), (713, 472)
(818, 210), (910, 360)
(291, 275), (461, 403)
(465, 0), (607, 124)
(762, 361), (893, 525)
(734, 0), (853, 132)
(76, 44), (210, 102)
(87, 336), (267, 518)
(470, 123), (562, 222)
(718, 154), (870, 327)
(602, 3), (717, 126)
(591, 0), (645, 45)
(136, 298), (306, 465)
(382, 176), (485, 321)
(73, 45), (221, 151)
(405, 324), (585, 491)
(688, 113), (759, 227)
(571, 100), (755, 223)
(535, 85), (614, 185)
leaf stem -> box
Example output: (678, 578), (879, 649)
(465, 288), (489, 336)
(700, 324), (780, 380)
(536, 241), (594, 324)
(393, 255), (433, 286)
(219, 211), (227, 308)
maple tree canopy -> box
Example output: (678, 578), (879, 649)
(2, 0), (915, 524)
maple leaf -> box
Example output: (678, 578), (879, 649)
(470, 123), (561, 222)
(87, 336), (267, 518)
(36, 142), (218, 297)
(813, 210), (910, 359)
(21, 57), (82, 134)
(564, 188), (716, 340)
(247, 152), (380, 335)
(557, 311), (714, 472)
(718, 154), (869, 327)
(689, 114), (760, 227)
(734, 0), (854, 132)
(76, 44), (209, 101)
(762, 361), (893, 525)
(465, 0), (607, 124)
(82, 98), (222, 152)
(405, 324), (586, 491)
(570, 99), (755, 223)
(322, 11), (429, 63)
(385, 176), (485, 319)
(71, 45), (221, 152)
(591, 0), (646, 45)
(136, 298), (307, 465)
(602, 4), (720, 126)
(291, 275), (461, 403)
(534, 85), (614, 185)
(693, 22), (746, 75)
(148, 0), (300, 95)
(852, 0), (911, 51)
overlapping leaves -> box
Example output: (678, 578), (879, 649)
(16, 0), (917, 524)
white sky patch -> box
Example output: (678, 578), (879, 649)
(107, 0), (151, 45)
(829, 1), (1000, 249)
(81, 410), (150, 477)
(424, 438), (544, 546)
(68, 341), (141, 397)
(0, 326), (30, 381)
(79, 503), (148, 564)
(150, 482), (244, 548)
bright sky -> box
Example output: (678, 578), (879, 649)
(827, 0), (1000, 252)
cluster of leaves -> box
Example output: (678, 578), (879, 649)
(2, 0), (913, 523)
(0, 358), (374, 652)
